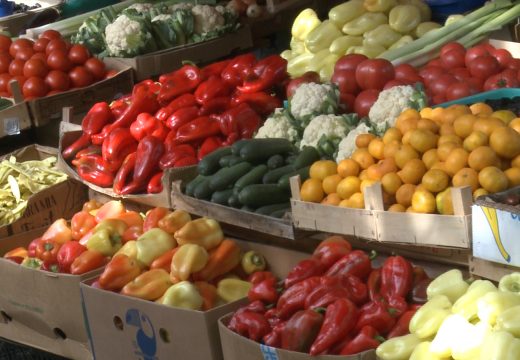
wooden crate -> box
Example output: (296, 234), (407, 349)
(469, 256), (517, 282)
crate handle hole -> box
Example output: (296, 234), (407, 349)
(0, 311), (11, 323)
(159, 328), (170, 343)
(113, 316), (124, 331)
(53, 328), (67, 339)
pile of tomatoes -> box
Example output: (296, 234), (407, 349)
(0, 30), (112, 99)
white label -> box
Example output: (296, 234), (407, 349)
(4, 117), (20, 135)
(260, 344), (279, 360)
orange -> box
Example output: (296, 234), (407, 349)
(439, 123), (456, 136)
(366, 158), (397, 181)
(356, 133), (376, 149)
(383, 141), (401, 159)
(396, 184), (416, 207)
(468, 146), (500, 171)
(438, 142), (460, 161)
(423, 149), (439, 169)
(388, 203), (406, 212)
(339, 199), (351, 208)
(443, 105), (470, 124)
(360, 179), (377, 194)
(452, 168), (479, 192)
(470, 102), (493, 116)
(409, 129), (438, 153)
(398, 158), (427, 185)
(509, 118), (520, 134)
(321, 193), (341, 206)
(300, 178), (325, 203)
(420, 107), (434, 120)
(395, 144), (419, 169)
(359, 169), (369, 181)
(431, 162), (446, 172)
(337, 176), (361, 200)
(309, 160), (337, 180)
(492, 110), (516, 124)
(396, 109), (420, 134)
(402, 131), (412, 145)
(430, 107), (446, 124)
(411, 189), (437, 213)
(418, 118), (440, 134)
(351, 148), (375, 170)
(463, 131), (488, 152)
(349, 192), (365, 209)
(421, 169), (450, 193)
(436, 187), (454, 215)
(489, 127), (520, 159)
(406, 206), (415, 213)
(473, 117), (505, 137)
(500, 158), (511, 171)
(383, 128), (402, 144)
(322, 174), (342, 195)
(453, 114), (478, 139)
(478, 166), (509, 193)
(337, 158), (360, 178)
(444, 148), (469, 176)
(368, 138), (385, 160)
(382, 172), (402, 195)
(438, 134), (463, 147)
(512, 154), (520, 168)
(473, 188), (489, 200)
(505, 167), (520, 187)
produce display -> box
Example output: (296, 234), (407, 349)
(62, 53), (287, 195)
(13, 2), (42, 14)
(228, 235), (429, 355)
(0, 154), (67, 226)
(485, 95), (520, 115)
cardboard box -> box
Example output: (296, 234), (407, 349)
(0, 227), (102, 360)
(103, 26), (253, 81)
(0, 100), (32, 139)
(0, 144), (88, 238)
(81, 240), (309, 360)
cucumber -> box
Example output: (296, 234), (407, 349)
(255, 202), (291, 216)
(239, 139), (294, 163)
(235, 164), (268, 190)
(238, 184), (290, 207)
(184, 175), (206, 197)
(198, 147), (232, 176)
(262, 165), (295, 184)
(267, 154), (285, 169)
(209, 162), (252, 191)
(277, 166), (311, 190)
(228, 194), (242, 208)
(271, 208), (290, 218)
(228, 156), (244, 166)
(193, 178), (213, 200)
(211, 189), (234, 205)
(241, 205), (256, 212)
(292, 146), (320, 169)
(219, 154), (242, 168)
(231, 139), (249, 156)
(285, 154), (297, 165)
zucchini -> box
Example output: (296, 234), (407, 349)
(255, 202), (291, 216)
(211, 189), (234, 205)
(198, 147), (232, 176)
(228, 194), (242, 208)
(193, 178), (213, 200)
(277, 166), (311, 190)
(262, 165), (295, 184)
(209, 162), (252, 191)
(285, 154), (298, 165)
(184, 175), (206, 197)
(238, 184), (290, 207)
(292, 146), (320, 169)
(267, 154), (285, 169)
(239, 139), (295, 163)
(228, 156), (244, 166)
(235, 164), (268, 190)
(271, 208), (290, 218)
(231, 139), (249, 156)
(219, 154), (242, 168)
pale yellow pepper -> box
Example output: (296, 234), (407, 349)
(175, 218), (223, 250)
(160, 281), (203, 310)
(342, 12), (388, 36)
(410, 342), (449, 360)
(388, 4), (421, 33)
(170, 244), (208, 281)
(427, 269), (469, 303)
(364, 0), (397, 13)
(291, 8), (321, 41)
(477, 290), (520, 326)
(389, 35), (414, 50)
(376, 333), (421, 360)
(287, 53), (314, 77)
(479, 330), (520, 360)
(410, 295), (452, 339)
(452, 280), (497, 321)
(496, 304), (520, 337)
(329, 35), (363, 55)
(217, 278), (251, 303)
(305, 20), (342, 53)
(363, 24), (402, 48)
(328, 0), (366, 28)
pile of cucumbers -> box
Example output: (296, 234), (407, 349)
(184, 138), (320, 218)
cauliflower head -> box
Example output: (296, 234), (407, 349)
(289, 83), (339, 123)
(368, 85), (415, 135)
(127, 3), (153, 13)
(191, 5), (225, 34)
(300, 114), (350, 150)
(335, 123), (371, 163)
(152, 14), (171, 22)
(105, 14), (156, 57)
(255, 109), (299, 143)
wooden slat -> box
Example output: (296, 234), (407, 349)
(469, 256), (518, 282)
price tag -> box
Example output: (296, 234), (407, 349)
(260, 344), (279, 360)
(4, 117), (20, 136)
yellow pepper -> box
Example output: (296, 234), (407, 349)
(388, 4), (421, 34)
(305, 49), (331, 72)
(414, 21), (442, 37)
(241, 251), (266, 274)
(479, 331), (520, 360)
(319, 63), (335, 82)
(121, 269), (172, 301)
(364, 0), (397, 13)
(410, 295), (452, 339)
(389, 35), (414, 50)
(280, 50), (293, 61)
(157, 210), (191, 235)
(398, 0), (431, 21)
(86, 219), (127, 256)
(115, 240), (138, 262)
(160, 281), (203, 310)
(410, 342), (449, 360)
(171, 244), (208, 281)
(376, 333), (421, 360)
(427, 269), (469, 303)
(329, 35), (363, 55)
(496, 305), (520, 337)
(342, 12), (388, 36)
(136, 228), (176, 267)
(477, 291), (520, 326)
(217, 278), (251, 303)
(363, 24), (402, 48)
(346, 45), (386, 58)
(290, 37), (307, 55)
(452, 279), (497, 321)
(328, 0), (366, 28)
(498, 272), (520, 294)
(175, 218), (223, 250)
(305, 20), (342, 53)
(291, 8), (321, 41)
(287, 53), (314, 77)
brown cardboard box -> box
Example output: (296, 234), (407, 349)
(0, 227), (102, 360)
(81, 240), (308, 360)
(0, 100), (32, 139)
(0, 144), (88, 238)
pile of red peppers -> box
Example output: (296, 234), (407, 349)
(228, 235), (431, 356)
(62, 53), (288, 195)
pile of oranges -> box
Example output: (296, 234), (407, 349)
(299, 102), (520, 214)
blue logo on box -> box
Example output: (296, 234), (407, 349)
(126, 309), (157, 360)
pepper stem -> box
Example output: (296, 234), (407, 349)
(313, 307), (327, 314)
(369, 250), (378, 260)
(374, 335), (386, 343)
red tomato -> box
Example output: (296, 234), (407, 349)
(355, 59), (395, 90)
(0, 53), (11, 73)
(484, 69), (519, 91)
(339, 92), (356, 113)
(8, 59), (24, 76)
(104, 70), (117, 79)
(491, 48), (513, 69)
(0, 73), (11, 92)
(440, 42), (465, 56)
(0, 91), (9, 97)
(45, 70), (70, 91)
(84, 57), (106, 80)
(429, 73), (457, 96)
(383, 79), (406, 90)
(450, 67), (471, 81)
(15, 47), (34, 62)
(69, 66), (93, 88)
(465, 46), (490, 68)
(33, 38), (50, 53)
(427, 59), (443, 68)
(468, 56), (500, 79)
(45, 39), (68, 55)
(441, 49), (465, 69)
(419, 66), (444, 85)
(446, 82), (472, 101)
(394, 63), (422, 83)
(23, 76), (48, 98)
(432, 94), (446, 105)
(334, 54), (368, 73)
(23, 59), (48, 78)
(354, 89), (379, 117)
(46, 50), (72, 72)
(40, 30), (62, 41)
(331, 69), (359, 94)
(30, 52), (47, 62)
(467, 77), (484, 93)
(481, 42), (496, 53)
(68, 45), (90, 65)
(507, 58), (520, 71)
(0, 34), (12, 52)
(9, 38), (33, 58)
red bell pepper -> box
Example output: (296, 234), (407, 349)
(325, 250), (374, 281)
(166, 106), (200, 132)
(284, 258), (325, 289)
(263, 321), (285, 348)
(201, 59), (231, 79)
(147, 172), (163, 194)
(238, 55), (288, 93)
(35, 239), (61, 263)
(215, 103), (261, 140)
(62, 134), (91, 161)
(231, 92), (282, 117)
(70, 250), (107, 275)
(355, 300), (397, 336)
(113, 152), (136, 195)
(229, 311), (270, 342)
(175, 116), (221, 144)
(101, 128), (138, 165)
(27, 238), (41, 257)
(155, 93), (198, 122)
(5, 256), (24, 264)
(281, 309), (323, 353)
(276, 276), (321, 319)
(249, 271), (276, 285)
(312, 236), (352, 269)
(133, 135), (165, 185)
(74, 145), (101, 159)
(198, 136), (224, 160)
(368, 268), (383, 302)
(110, 96), (130, 118)
(410, 278), (431, 304)
(72, 154), (121, 174)
(41, 261), (60, 273)
(305, 275), (367, 309)
(159, 143), (196, 170)
(380, 256), (413, 299)
(265, 307), (282, 327)
(98, 254), (142, 291)
(150, 248), (178, 272)
(71, 211), (97, 241)
(76, 163), (115, 188)
(194, 75), (232, 105)
(386, 295), (408, 318)
(248, 277), (280, 304)
(57, 241), (87, 273)
(174, 156), (197, 167)
(122, 225), (143, 244)
(387, 309), (417, 339)
(143, 207), (170, 232)
(198, 96), (230, 116)
(130, 113), (168, 142)
(310, 298), (358, 355)
(158, 65), (203, 105)
(340, 326), (383, 355)
(221, 53), (256, 87)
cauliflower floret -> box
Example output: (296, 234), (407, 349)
(335, 123), (371, 163)
(255, 109), (299, 143)
(191, 5), (225, 34)
(290, 83), (339, 121)
(169, 3), (193, 12)
(105, 15), (152, 57)
(300, 114), (349, 149)
(368, 85), (415, 135)
(127, 3), (153, 13)
(152, 14), (172, 22)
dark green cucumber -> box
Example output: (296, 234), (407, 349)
(271, 208), (290, 218)
(238, 184), (290, 207)
(228, 156), (244, 166)
(219, 154), (242, 168)
(255, 202), (291, 216)
(277, 166), (311, 190)
(228, 194), (242, 208)
(231, 139), (249, 156)
(184, 175), (206, 197)
(198, 147), (232, 176)
(193, 178), (213, 200)
(209, 162), (252, 191)
(267, 154), (285, 169)
(235, 164), (268, 190)
(211, 189), (234, 205)
(292, 146), (320, 169)
(239, 139), (294, 163)
(241, 205), (256, 212)
(285, 154), (298, 165)
(262, 164), (295, 184)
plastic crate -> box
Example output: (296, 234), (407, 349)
(435, 88), (520, 108)
(426, 0), (486, 23)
